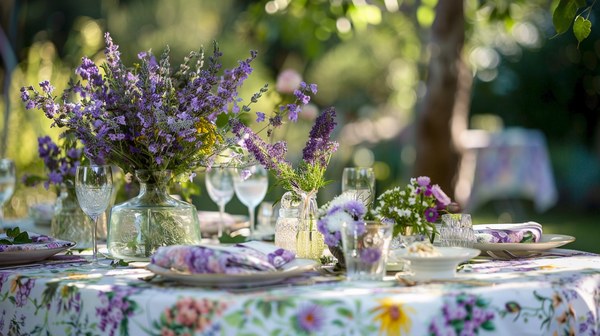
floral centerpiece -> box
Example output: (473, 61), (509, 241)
(316, 193), (378, 266)
(376, 176), (452, 240)
(22, 132), (84, 190)
(21, 133), (96, 247)
(21, 33), (268, 259)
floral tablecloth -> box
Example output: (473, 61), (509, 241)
(1, 251), (599, 336)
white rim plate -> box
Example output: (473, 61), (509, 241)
(474, 233), (575, 257)
(0, 245), (75, 266)
(146, 258), (318, 288)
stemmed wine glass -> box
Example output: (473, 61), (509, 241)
(233, 165), (268, 238)
(75, 165), (113, 265)
(0, 159), (16, 228)
(205, 167), (234, 237)
(342, 167), (375, 205)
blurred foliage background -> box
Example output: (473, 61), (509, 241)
(1, 0), (599, 251)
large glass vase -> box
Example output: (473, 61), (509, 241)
(107, 170), (201, 261)
(295, 191), (324, 260)
(51, 182), (93, 249)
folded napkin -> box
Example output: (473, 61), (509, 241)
(150, 241), (296, 275)
(473, 222), (542, 244)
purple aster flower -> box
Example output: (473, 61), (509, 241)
(431, 184), (451, 207)
(296, 304), (325, 333)
(360, 247), (381, 263)
(256, 112), (266, 122)
(344, 200), (367, 218)
(425, 208), (438, 222)
(324, 231), (341, 247)
(417, 176), (431, 187)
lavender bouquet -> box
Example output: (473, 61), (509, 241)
(22, 132), (84, 190)
(21, 33), (258, 181)
(230, 106), (338, 197)
(376, 176), (452, 239)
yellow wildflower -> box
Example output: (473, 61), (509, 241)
(371, 298), (415, 336)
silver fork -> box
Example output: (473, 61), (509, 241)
(487, 250), (590, 260)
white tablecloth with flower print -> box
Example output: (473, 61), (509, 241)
(0, 251), (599, 336)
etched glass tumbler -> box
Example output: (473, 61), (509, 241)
(440, 214), (475, 248)
(341, 221), (393, 281)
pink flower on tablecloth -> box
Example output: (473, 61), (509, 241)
(296, 303), (325, 333)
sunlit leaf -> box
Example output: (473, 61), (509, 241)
(573, 16), (592, 46)
(552, 0), (586, 35)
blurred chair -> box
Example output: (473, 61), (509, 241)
(455, 127), (558, 215)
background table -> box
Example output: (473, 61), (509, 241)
(456, 128), (559, 214)
(0, 251), (599, 336)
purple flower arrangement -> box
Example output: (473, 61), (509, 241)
(231, 105), (339, 195)
(22, 132), (83, 190)
(376, 176), (452, 238)
(21, 33), (261, 180)
(316, 193), (370, 248)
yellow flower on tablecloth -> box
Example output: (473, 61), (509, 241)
(371, 297), (415, 336)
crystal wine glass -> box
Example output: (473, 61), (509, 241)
(205, 167), (234, 237)
(233, 165), (268, 238)
(0, 159), (16, 228)
(75, 165), (113, 265)
(342, 167), (375, 205)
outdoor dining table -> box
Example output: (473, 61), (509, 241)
(0, 250), (599, 336)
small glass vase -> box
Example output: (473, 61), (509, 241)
(107, 170), (201, 261)
(295, 191), (324, 261)
(51, 181), (93, 249)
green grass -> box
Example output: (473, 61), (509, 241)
(471, 202), (600, 254)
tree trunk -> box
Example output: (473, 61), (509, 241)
(414, 0), (472, 201)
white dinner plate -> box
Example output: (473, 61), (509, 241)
(146, 258), (318, 288)
(392, 247), (481, 280)
(474, 233), (575, 257)
(0, 245), (75, 266)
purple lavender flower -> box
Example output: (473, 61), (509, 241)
(20, 90), (29, 102)
(360, 247), (381, 264)
(39, 80), (55, 94)
(310, 84), (317, 94)
(256, 112), (266, 122)
(296, 304), (325, 333)
(302, 107), (338, 167)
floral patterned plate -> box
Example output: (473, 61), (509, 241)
(146, 258), (318, 288)
(0, 233), (76, 266)
(474, 234), (575, 258)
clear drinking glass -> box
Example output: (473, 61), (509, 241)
(440, 214), (475, 248)
(0, 159), (16, 228)
(205, 167), (234, 237)
(342, 167), (375, 205)
(341, 221), (393, 281)
(233, 165), (268, 238)
(75, 165), (113, 265)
